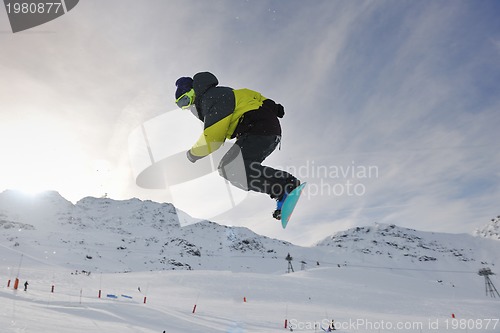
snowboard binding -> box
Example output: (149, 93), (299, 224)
(272, 179), (300, 221)
(272, 182), (307, 228)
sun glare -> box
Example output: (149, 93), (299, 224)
(12, 184), (51, 197)
(0, 116), (90, 202)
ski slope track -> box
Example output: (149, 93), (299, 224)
(0, 190), (499, 332)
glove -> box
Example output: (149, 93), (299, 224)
(262, 99), (285, 118)
(186, 150), (201, 163)
(274, 103), (285, 118)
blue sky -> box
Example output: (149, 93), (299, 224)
(1, 0), (499, 245)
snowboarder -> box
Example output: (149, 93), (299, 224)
(24, 281), (29, 291)
(175, 72), (300, 217)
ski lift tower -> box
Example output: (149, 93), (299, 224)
(478, 268), (500, 298)
(285, 253), (294, 273)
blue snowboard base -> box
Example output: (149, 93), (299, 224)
(280, 182), (307, 229)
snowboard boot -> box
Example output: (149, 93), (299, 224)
(272, 178), (301, 220)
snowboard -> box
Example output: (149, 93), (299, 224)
(275, 182), (307, 229)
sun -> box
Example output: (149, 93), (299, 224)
(0, 115), (89, 201)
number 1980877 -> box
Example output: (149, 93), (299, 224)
(6, 2), (63, 14)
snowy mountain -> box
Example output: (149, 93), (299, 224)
(316, 223), (499, 269)
(0, 190), (305, 274)
(0, 190), (499, 275)
(474, 216), (500, 241)
(1, 190), (500, 333)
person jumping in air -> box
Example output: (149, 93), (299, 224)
(175, 72), (300, 219)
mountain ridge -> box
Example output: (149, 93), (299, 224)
(0, 190), (498, 275)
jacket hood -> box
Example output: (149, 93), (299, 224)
(193, 72), (219, 96)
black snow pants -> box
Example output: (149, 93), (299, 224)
(218, 134), (298, 199)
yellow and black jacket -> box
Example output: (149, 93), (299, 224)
(188, 72), (284, 160)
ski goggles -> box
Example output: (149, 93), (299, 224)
(175, 89), (195, 109)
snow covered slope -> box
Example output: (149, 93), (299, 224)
(1, 190), (500, 332)
(1, 253), (500, 333)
